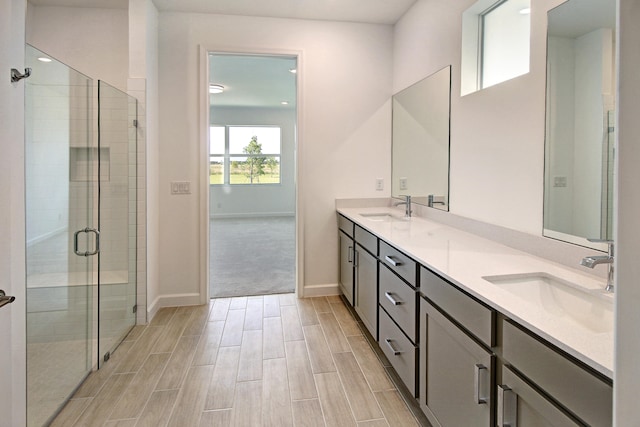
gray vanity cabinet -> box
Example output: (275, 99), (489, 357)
(354, 225), (378, 338)
(500, 319), (613, 426)
(420, 296), (494, 427)
(497, 365), (580, 427)
(338, 215), (355, 305)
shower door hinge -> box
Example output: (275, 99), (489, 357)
(103, 352), (111, 363)
(132, 305), (137, 314)
(133, 119), (138, 128)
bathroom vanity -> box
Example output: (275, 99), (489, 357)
(337, 207), (613, 427)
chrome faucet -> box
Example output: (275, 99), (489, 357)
(394, 195), (412, 218)
(580, 239), (614, 292)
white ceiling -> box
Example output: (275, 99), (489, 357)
(29, 0), (418, 25)
(209, 54), (298, 108)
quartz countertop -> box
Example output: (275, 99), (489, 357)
(337, 206), (614, 378)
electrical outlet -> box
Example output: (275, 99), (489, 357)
(376, 178), (384, 191)
(399, 177), (408, 191)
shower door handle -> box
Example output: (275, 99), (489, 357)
(74, 227), (100, 257)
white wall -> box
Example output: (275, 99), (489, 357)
(614, 0), (640, 422)
(394, 0), (565, 235)
(0, 0), (27, 425)
(26, 4), (129, 92)
(210, 106), (296, 217)
(157, 12), (393, 300)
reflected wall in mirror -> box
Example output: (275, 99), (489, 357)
(543, 0), (615, 249)
(392, 66), (451, 210)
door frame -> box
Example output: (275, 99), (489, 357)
(198, 45), (304, 302)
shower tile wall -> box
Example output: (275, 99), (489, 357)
(97, 84), (138, 353)
(128, 77), (147, 325)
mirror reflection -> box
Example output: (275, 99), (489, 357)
(392, 66), (451, 210)
(543, 0), (615, 248)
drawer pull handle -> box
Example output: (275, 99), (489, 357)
(348, 246), (353, 263)
(384, 255), (403, 267)
(497, 384), (518, 427)
(384, 338), (402, 356)
(384, 292), (403, 305)
(474, 364), (489, 404)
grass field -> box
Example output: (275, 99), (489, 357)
(210, 163), (280, 184)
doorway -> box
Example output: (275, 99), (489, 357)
(208, 53), (297, 298)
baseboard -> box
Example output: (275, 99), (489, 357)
(27, 226), (67, 247)
(147, 293), (202, 322)
(301, 283), (340, 298)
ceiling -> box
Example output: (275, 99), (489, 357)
(209, 54), (298, 108)
(29, 0), (418, 25)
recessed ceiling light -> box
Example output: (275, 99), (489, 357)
(209, 84), (224, 94)
(288, 68), (297, 74)
(519, 7), (531, 14)
(281, 101), (289, 105)
(37, 57), (52, 63)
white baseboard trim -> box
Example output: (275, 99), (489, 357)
(301, 283), (340, 298)
(27, 226), (67, 247)
(147, 293), (202, 322)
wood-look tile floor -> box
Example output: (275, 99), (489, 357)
(50, 294), (427, 427)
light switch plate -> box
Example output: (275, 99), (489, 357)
(171, 181), (191, 194)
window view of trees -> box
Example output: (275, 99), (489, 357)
(210, 126), (281, 185)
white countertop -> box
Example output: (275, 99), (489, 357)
(338, 206), (614, 378)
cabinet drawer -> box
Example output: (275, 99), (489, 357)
(338, 214), (354, 237)
(420, 266), (494, 347)
(379, 265), (416, 342)
(355, 225), (377, 255)
(379, 308), (416, 396)
(379, 241), (416, 285)
(502, 319), (612, 427)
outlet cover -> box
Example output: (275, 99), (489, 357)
(376, 178), (384, 191)
(399, 177), (408, 191)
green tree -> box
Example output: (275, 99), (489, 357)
(243, 136), (266, 183)
(266, 157), (279, 177)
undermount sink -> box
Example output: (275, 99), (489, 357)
(359, 212), (406, 222)
(482, 272), (613, 334)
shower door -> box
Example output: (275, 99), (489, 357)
(25, 45), (96, 427)
(97, 81), (137, 366)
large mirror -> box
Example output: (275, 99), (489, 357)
(392, 66), (451, 210)
(543, 0), (615, 249)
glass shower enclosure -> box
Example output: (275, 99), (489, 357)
(24, 45), (138, 426)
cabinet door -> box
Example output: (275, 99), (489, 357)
(355, 245), (378, 338)
(339, 231), (354, 305)
(498, 365), (580, 427)
(420, 297), (493, 427)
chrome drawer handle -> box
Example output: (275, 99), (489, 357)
(348, 246), (353, 263)
(474, 364), (489, 404)
(384, 338), (402, 356)
(384, 292), (403, 306)
(497, 384), (518, 427)
(384, 255), (403, 267)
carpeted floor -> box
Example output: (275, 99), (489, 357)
(209, 216), (295, 298)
